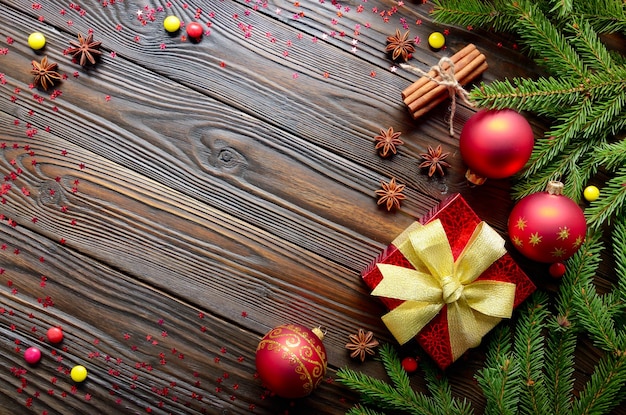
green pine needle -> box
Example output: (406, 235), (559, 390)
(614, 219), (626, 304)
(513, 292), (550, 414)
(585, 167), (626, 230)
(476, 325), (520, 415)
(431, 0), (517, 32)
(570, 353), (626, 415)
(574, 0), (626, 33)
(337, 344), (474, 415)
(346, 405), (389, 415)
(506, 0), (586, 78)
(545, 318), (577, 414)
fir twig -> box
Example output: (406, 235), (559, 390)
(505, 0), (586, 78)
(585, 167), (626, 230)
(513, 292), (550, 414)
(573, 1), (626, 33)
(545, 318), (577, 414)
(615, 219), (626, 305)
(570, 353), (626, 415)
(346, 405), (388, 415)
(422, 360), (474, 415)
(476, 325), (520, 415)
(337, 344), (473, 415)
(431, 0), (517, 32)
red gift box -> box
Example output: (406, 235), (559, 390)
(362, 193), (535, 370)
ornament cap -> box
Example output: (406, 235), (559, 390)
(546, 180), (564, 195)
(465, 169), (487, 186)
(312, 327), (325, 341)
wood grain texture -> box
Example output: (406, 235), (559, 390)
(0, 0), (622, 414)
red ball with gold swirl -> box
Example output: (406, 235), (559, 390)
(255, 324), (327, 399)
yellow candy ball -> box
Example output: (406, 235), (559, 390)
(70, 365), (88, 382)
(428, 32), (445, 49)
(163, 16), (181, 33)
(583, 185), (600, 202)
(28, 32), (46, 50)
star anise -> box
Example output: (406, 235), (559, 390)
(67, 32), (102, 66)
(30, 56), (62, 91)
(375, 177), (406, 211)
(374, 127), (404, 158)
(419, 145), (452, 177)
(346, 329), (379, 362)
(386, 29), (415, 62)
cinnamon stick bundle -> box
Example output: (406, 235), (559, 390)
(402, 44), (488, 120)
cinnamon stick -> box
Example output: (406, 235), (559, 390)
(407, 52), (486, 114)
(401, 43), (478, 100)
(401, 44), (488, 119)
(410, 62), (488, 119)
(403, 48), (481, 107)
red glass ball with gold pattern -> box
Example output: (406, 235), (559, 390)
(508, 181), (586, 263)
(255, 324), (327, 399)
(460, 109), (534, 184)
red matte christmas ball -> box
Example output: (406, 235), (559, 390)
(508, 181), (587, 263)
(256, 324), (327, 399)
(459, 109), (534, 185)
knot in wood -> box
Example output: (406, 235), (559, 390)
(38, 180), (64, 206)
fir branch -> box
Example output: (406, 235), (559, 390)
(584, 167), (626, 230)
(336, 365), (435, 414)
(379, 343), (415, 399)
(469, 76), (585, 115)
(573, 0), (626, 34)
(615, 219), (626, 305)
(545, 318), (577, 414)
(548, 0), (573, 18)
(567, 152), (603, 206)
(593, 138), (626, 171)
(422, 360), (474, 415)
(568, 18), (616, 73)
(513, 291), (550, 415)
(571, 353), (626, 415)
(337, 345), (468, 415)
(346, 405), (388, 415)
(476, 325), (520, 415)
(579, 90), (626, 140)
(554, 232), (604, 324)
(513, 139), (597, 199)
(572, 247), (621, 353)
(431, 0), (517, 32)
(505, 0), (587, 78)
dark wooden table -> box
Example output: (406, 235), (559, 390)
(0, 1), (620, 414)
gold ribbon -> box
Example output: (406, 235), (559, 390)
(371, 219), (516, 360)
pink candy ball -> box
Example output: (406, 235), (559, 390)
(24, 347), (42, 365)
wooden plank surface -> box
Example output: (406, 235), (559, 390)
(0, 0), (621, 414)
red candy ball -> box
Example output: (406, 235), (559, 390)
(508, 181), (587, 263)
(186, 22), (204, 38)
(549, 262), (567, 278)
(47, 327), (64, 344)
(401, 357), (419, 373)
(256, 324), (327, 399)
(460, 109), (534, 184)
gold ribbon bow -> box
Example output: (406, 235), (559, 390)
(371, 219), (516, 360)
